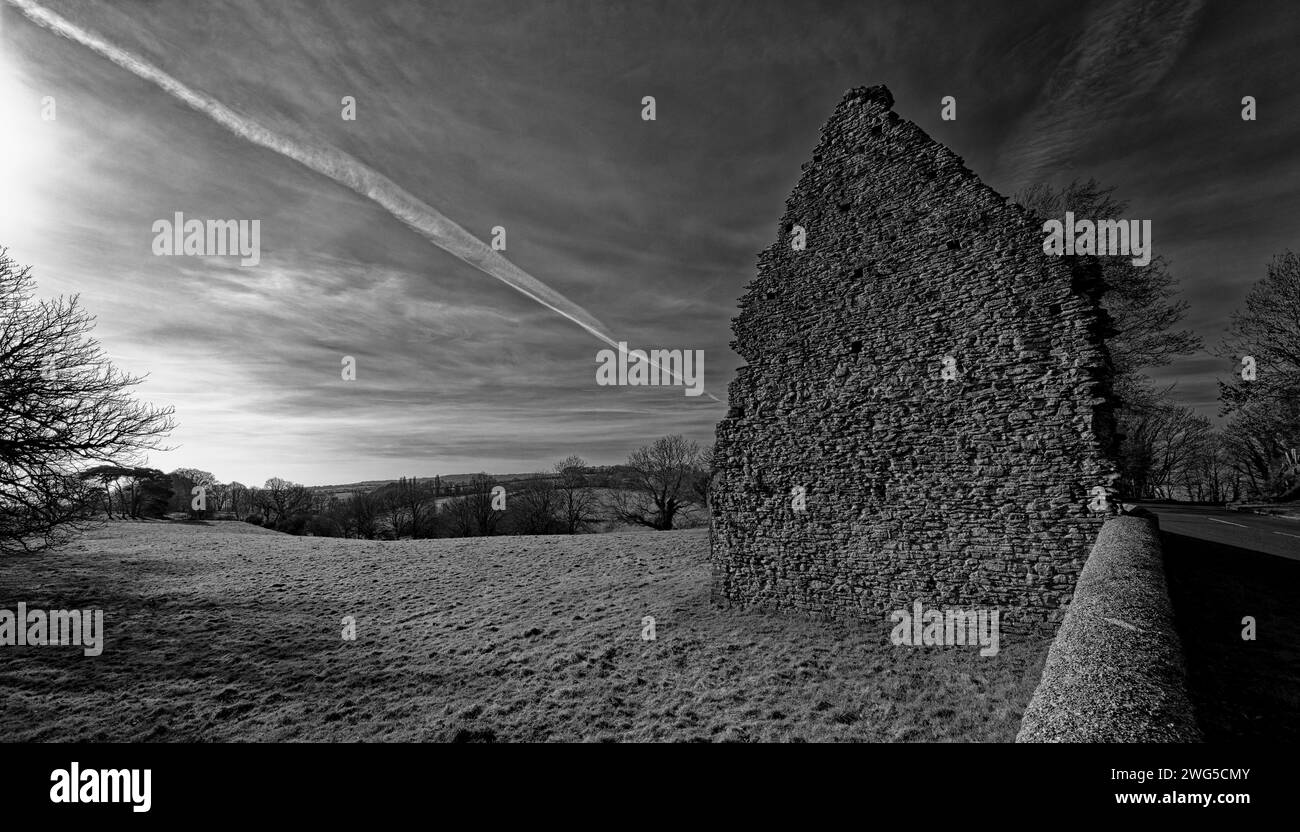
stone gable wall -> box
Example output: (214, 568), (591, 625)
(709, 85), (1118, 635)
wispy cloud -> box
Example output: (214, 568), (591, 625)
(5, 0), (726, 407)
(4, 0), (620, 354)
(997, 0), (1205, 187)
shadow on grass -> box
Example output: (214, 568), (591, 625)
(1162, 531), (1300, 742)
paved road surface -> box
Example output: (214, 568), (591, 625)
(1135, 503), (1300, 560)
(1149, 503), (1300, 741)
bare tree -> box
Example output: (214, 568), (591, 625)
(227, 481), (249, 520)
(553, 455), (601, 533)
(1182, 432), (1241, 503)
(207, 481), (230, 515)
(511, 477), (561, 534)
(440, 475), (502, 537)
(393, 476), (438, 538)
(328, 491), (379, 539)
(613, 435), (703, 530)
(1221, 251), (1300, 412)
(261, 477), (308, 527)
(0, 248), (175, 553)
(469, 475), (502, 536)
(374, 486), (405, 538)
(441, 493), (475, 537)
(1217, 251), (1300, 501)
(308, 488), (333, 515)
(1116, 394), (1214, 500)
(245, 485), (267, 521)
(1224, 400), (1300, 501)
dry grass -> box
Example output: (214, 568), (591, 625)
(0, 521), (1048, 742)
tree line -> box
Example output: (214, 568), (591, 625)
(161, 438), (711, 539)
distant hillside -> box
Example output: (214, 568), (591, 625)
(312, 466), (633, 496)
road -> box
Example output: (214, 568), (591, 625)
(1135, 503), (1300, 561)
(1143, 503), (1300, 741)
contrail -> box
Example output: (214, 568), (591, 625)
(5, 0), (720, 402)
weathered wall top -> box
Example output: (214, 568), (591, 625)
(1018, 515), (1201, 742)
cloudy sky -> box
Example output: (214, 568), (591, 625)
(2, 0), (1297, 486)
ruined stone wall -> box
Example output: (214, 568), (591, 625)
(709, 85), (1118, 636)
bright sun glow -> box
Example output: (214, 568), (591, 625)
(0, 47), (59, 237)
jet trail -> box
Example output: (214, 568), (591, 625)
(5, 0), (719, 402)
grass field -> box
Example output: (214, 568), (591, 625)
(0, 521), (1049, 742)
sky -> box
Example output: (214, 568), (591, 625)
(1, 0), (1297, 486)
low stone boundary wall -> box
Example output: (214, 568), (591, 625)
(1016, 514), (1201, 742)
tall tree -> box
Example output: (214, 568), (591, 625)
(1221, 251), (1300, 411)
(412, 476), (440, 538)
(346, 492), (380, 540)
(261, 477), (308, 526)
(439, 475), (502, 537)
(207, 481), (230, 515)
(79, 464), (134, 519)
(1115, 394), (1214, 500)
(1223, 400), (1300, 501)
(227, 481), (249, 520)
(553, 455), (601, 534)
(0, 248), (175, 553)
(1218, 251), (1300, 501)
(511, 478), (561, 534)
(613, 435), (704, 530)
(467, 475), (502, 536)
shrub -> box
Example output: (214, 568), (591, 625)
(277, 512), (310, 536)
(305, 513), (341, 537)
(245, 515), (264, 526)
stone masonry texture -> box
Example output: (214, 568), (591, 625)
(709, 85), (1119, 636)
